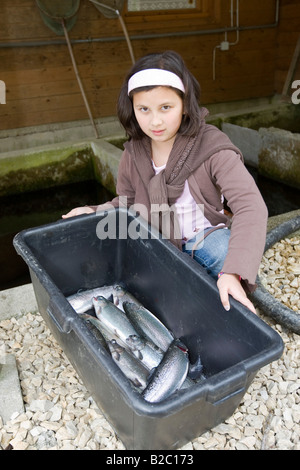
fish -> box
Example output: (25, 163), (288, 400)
(79, 313), (118, 345)
(123, 301), (174, 352)
(108, 339), (150, 390)
(112, 285), (143, 311)
(142, 339), (189, 403)
(80, 314), (110, 351)
(93, 296), (163, 370)
(67, 285), (115, 313)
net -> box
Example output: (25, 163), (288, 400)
(36, 0), (80, 35)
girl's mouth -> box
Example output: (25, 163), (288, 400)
(152, 129), (164, 136)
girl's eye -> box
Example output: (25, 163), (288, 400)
(139, 107), (148, 113)
(162, 105), (171, 111)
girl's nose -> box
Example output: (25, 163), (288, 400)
(151, 112), (163, 126)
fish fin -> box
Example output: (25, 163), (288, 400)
(136, 350), (143, 361)
(111, 350), (120, 361)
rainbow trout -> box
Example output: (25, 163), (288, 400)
(123, 302), (174, 352)
(108, 339), (150, 390)
(93, 296), (163, 370)
(112, 285), (143, 311)
(67, 285), (115, 313)
(68, 285), (142, 314)
(80, 313), (150, 390)
(142, 340), (189, 403)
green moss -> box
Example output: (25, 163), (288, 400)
(225, 104), (300, 133)
(0, 147), (95, 197)
(0, 145), (88, 176)
(259, 137), (300, 190)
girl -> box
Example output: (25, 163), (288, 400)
(63, 50), (268, 315)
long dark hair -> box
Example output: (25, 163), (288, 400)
(117, 51), (202, 139)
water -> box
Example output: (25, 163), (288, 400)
(246, 166), (300, 216)
(0, 180), (112, 291)
(0, 171), (299, 291)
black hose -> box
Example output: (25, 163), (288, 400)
(251, 215), (300, 335)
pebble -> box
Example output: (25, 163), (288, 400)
(259, 236), (300, 312)
(0, 233), (299, 450)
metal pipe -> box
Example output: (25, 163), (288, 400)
(213, 0), (240, 81)
(0, 0), (280, 49)
(229, 0), (239, 46)
(213, 0), (279, 80)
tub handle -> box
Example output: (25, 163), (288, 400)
(47, 295), (74, 334)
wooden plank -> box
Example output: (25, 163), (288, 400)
(3, 75), (124, 101)
(1, 64), (128, 89)
(0, 91), (121, 130)
(0, 87), (121, 118)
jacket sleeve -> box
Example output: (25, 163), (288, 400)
(208, 150), (268, 291)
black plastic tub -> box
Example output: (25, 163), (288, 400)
(13, 208), (284, 450)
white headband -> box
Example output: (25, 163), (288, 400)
(128, 69), (185, 95)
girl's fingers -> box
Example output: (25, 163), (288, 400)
(217, 273), (257, 315)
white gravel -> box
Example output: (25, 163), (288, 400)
(259, 236), (300, 311)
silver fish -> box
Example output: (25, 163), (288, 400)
(108, 339), (150, 390)
(142, 340), (189, 403)
(80, 314), (110, 351)
(123, 302), (174, 352)
(67, 285), (115, 313)
(79, 313), (119, 344)
(93, 296), (163, 370)
(112, 285), (143, 312)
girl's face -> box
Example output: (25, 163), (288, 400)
(133, 86), (184, 146)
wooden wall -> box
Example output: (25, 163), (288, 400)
(275, 0), (300, 96)
(0, 0), (299, 131)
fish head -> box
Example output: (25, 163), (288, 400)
(126, 334), (145, 351)
(93, 295), (108, 308)
(113, 285), (125, 296)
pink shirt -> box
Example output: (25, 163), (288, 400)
(152, 160), (217, 242)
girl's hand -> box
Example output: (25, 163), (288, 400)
(217, 273), (256, 315)
(62, 206), (95, 219)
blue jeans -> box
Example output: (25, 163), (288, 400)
(182, 227), (231, 280)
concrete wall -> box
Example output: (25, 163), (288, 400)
(221, 103), (300, 189)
